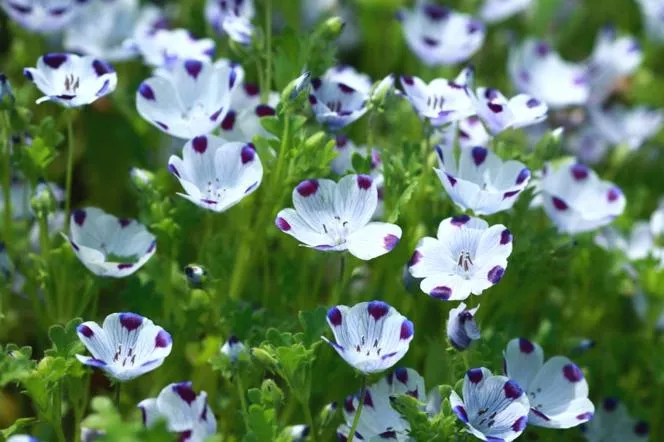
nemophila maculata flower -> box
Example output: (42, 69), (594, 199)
(76, 312), (172, 381)
(594, 222), (654, 261)
(322, 301), (414, 374)
(275, 174), (401, 260)
(400, 67), (475, 127)
(397, 1), (485, 66)
(324, 65), (372, 94)
(219, 81), (278, 142)
(134, 28), (215, 69)
(450, 367), (530, 442)
(636, 0), (664, 43)
(409, 216), (513, 301)
(338, 367), (426, 440)
(167, 135), (263, 212)
(469, 86), (548, 135)
(537, 159), (626, 234)
(64, 0), (166, 62)
(0, 0), (87, 33)
(586, 26), (642, 105)
(479, 0), (532, 23)
(24, 53), (117, 107)
(139, 382), (216, 442)
(504, 338), (595, 429)
(508, 39), (590, 109)
(434, 143), (531, 215)
(588, 105), (663, 151)
(205, 0), (254, 44)
(63, 207), (157, 278)
(136, 58), (242, 139)
(308, 76), (369, 130)
(220, 335), (246, 363)
(447, 302), (480, 351)
(580, 397), (649, 441)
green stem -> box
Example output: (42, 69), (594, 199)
(300, 397), (317, 442)
(330, 254), (347, 306)
(53, 383), (66, 442)
(235, 371), (249, 430)
(114, 382), (121, 410)
(347, 377), (367, 442)
(64, 111), (76, 231)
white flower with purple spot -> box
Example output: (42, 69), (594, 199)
(469, 87), (548, 135)
(536, 159), (625, 234)
(205, 0), (254, 45)
(1, 0), (87, 33)
(637, 0), (664, 43)
(588, 105), (663, 151)
(308, 76), (369, 130)
(24, 53), (117, 107)
(479, 0), (532, 23)
(398, 2), (485, 66)
(322, 301), (414, 374)
(64, 207), (157, 278)
(581, 397), (649, 441)
(76, 312), (172, 381)
(324, 65), (372, 94)
(447, 302), (480, 351)
(586, 27), (642, 105)
(338, 367), (425, 440)
(508, 39), (590, 109)
(219, 81), (279, 142)
(594, 222), (654, 261)
(275, 175), (401, 260)
(167, 135), (262, 212)
(220, 335), (246, 363)
(504, 338), (595, 429)
(409, 216), (513, 302)
(138, 382), (216, 442)
(134, 28), (215, 69)
(136, 58), (242, 139)
(434, 144), (531, 215)
(400, 67), (475, 126)
(450, 367), (530, 442)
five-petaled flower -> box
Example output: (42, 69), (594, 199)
(138, 381), (216, 442)
(580, 397), (649, 441)
(469, 86), (548, 135)
(338, 367), (426, 440)
(1, 0), (88, 33)
(275, 174), (402, 260)
(503, 338), (595, 429)
(447, 302), (481, 351)
(397, 1), (485, 66)
(64, 207), (156, 278)
(434, 144), (531, 215)
(168, 135), (263, 212)
(450, 367), (530, 442)
(24, 53), (117, 107)
(76, 312), (172, 381)
(308, 76), (371, 131)
(322, 301), (414, 374)
(136, 58), (242, 139)
(409, 216), (513, 301)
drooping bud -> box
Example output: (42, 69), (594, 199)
(446, 302), (480, 350)
(184, 264), (207, 287)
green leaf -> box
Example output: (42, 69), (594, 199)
(45, 318), (83, 359)
(245, 404), (277, 442)
(1, 417), (36, 439)
(298, 307), (327, 346)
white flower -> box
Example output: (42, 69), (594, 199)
(408, 216), (513, 301)
(220, 336), (246, 363)
(205, 0), (254, 44)
(537, 159), (625, 234)
(469, 87), (548, 135)
(636, 0), (664, 43)
(64, 207), (157, 278)
(400, 67), (475, 126)
(322, 301), (414, 374)
(63, 0), (165, 62)
(76, 312), (172, 381)
(138, 382), (216, 442)
(7, 436), (41, 442)
(24, 53), (117, 107)
(184, 264), (207, 287)
(581, 397), (649, 441)
(275, 175), (402, 261)
(434, 144), (531, 215)
(338, 367), (425, 440)
(504, 338), (595, 429)
(167, 135), (263, 212)
(594, 223), (654, 261)
(136, 58), (242, 139)
(588, 105), (663, 151)
(134, 28), (215, 69)
(219, 81), (279, 142)
(308, 77), (369, 130)
(324, 66), (372, 94)
(1, 0), (86, 33)
(479, 0), (532, 23)
(586, 27), (642, 105)
(450, 367), (530, 442)
(508, 39), (590, 109)
(398, 1), (485, 66)
(447, 302), (480, 350)
(284, 425), (310, 441)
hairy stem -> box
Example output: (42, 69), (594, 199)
(347, 377), (368, 442)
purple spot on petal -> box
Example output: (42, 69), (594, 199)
(73, 209), (86, 226)
(400, 320), (414, 339)
(552, 196), (568, 211)
(255, 104), (275, 117)
(395, 367), (408, 384)
(43, 53), (68, 69)
(192, 136), (208, 153)
(451, 215), (470, 226)
(78, 324), (94, 337)
(172, 383), (197, 405)
(512, 416), (527, 431)
(357, 175), (372, 189)
(487, 102), (503, 113)
(447, 174), (457, 186)
(471, 147), (488, 166)
(184, 60), (203, 79)
(276, 216), (291, 231)
(408, 250), (422, 267)
(467, 368), (484, 383)
(603, 397), (619, 411)
(607, 187), (621, 202)
(384, 234), (399, 251)
(519, 338), (535, 353)
(503, 380), (523, 399)
(119, 312), (143, 331)
(532, 407), (550, 421)
(155, 329), (171, 348)
(92, 59), (113, 76)
(563, 363), (584, 382)
(327, 307), (342, 326)
(243, 83), (259, 96)
(168, 163), (180, 178)
(634, 421), (649, 435)
(422, 37), (439, 47)
(209, 107), (224, 121)
(241, 144), (255, 164)
(139, 83), (155, 100)
(402, 75), (414, 86)
(23, 69), (33, 81)
(363, 390), (374, 407)
(423, 4), (449, 20)
(535, 42), (550, 56)
(221, 111), (236, 130)
(367, 301), (390, 320)
(344, 396), (355, 413)
(516, 168), (530, 185)
(296, 179), (319, 197)
(311, 78), (322, 90)
(488, 266), (504, 283)
(338, 83), (355, 94)
(430, 286), (452, 300)
(576, 412), (593, 421)
(571, 164), (589, 181)
(500, 229), (512, 245)
(155, 121), (169, 131)
(526, 98), (541, 108)
(453, 406), (469, 423)
(467, 20), (482, 34)
(118, 218), (131, 228)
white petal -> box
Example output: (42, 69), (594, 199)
(346, 222), (402, 260)
(333, 174), (378, 232)
(503, 338), (544, 390)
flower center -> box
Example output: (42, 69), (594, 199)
(326, 100), (343, 113)
(63, 74), (80, 93)
(426, 94), (446, 111)
(475, 408), (498, 429)
(457, 250), (474, 276)
(353, 334), (384, 357)
(529, 388), (544, 409)
(113, 344), (137, 367)
(203, 178), (227, 203)
(183, 101), (208, 121)
(322, 216), (350, 246)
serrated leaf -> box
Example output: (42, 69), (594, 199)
(298, 306), (327, 346)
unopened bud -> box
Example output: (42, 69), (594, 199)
(129, 167), (155, 190)
(184, 264), (207, 287)
(282, 72), (311, 102)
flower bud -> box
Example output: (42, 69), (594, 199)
(447, 302), (480, 351)
(281, 72), (311, 102)
(0, 73), (15, 109)
(316, 16), (345, 41)
(370, 74), (395, 107)
(319, 401), (337, 426)
(31, 180), (57, 217)
(221, 335), (246, 363)
(129, 167), (155, 190)
(184, 264), (207, 287)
